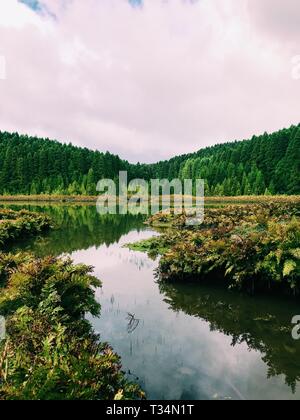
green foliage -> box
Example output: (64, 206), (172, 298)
(150, 125), (300, 196)
(131, 200), (300, 295)
(0, 209), (52, 247)
(0, 254), (145, 400)
(125, 236), (170, 259)
(5, 204), (146, 257)
(146, 198), (300, 229)
(0, 123), (299, 196)
(0, 132), (129, 196)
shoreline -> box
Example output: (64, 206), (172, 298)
(0, 194), (299, 204)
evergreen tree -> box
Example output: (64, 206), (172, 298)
(0, 123), (298, 196)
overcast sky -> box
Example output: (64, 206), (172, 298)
(0, 0), (299, 162)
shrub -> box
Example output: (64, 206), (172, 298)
(0, 209), (52, 247)
(0, 254), (144, 400)
(130, 202), (300, 295)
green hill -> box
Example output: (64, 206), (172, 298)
(0, 123), (299, 196)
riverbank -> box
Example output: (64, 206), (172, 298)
(0, 194), (98, 203)
(0, 210), (144, 400)
(127, 199), (300, 295)
(0, 194), (299, 204)
(0, 208), (52, 246)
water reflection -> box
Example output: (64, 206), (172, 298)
(126, 313), (140, 334)
(73, 230), (300, 400)
(3, 203), (146, 256)
(2, 202), (300, 400)
(159, 282), (300, 394)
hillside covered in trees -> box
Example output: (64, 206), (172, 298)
(0, 123), (299, 196)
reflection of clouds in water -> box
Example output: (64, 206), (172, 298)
(83, 229), (300, 400)
(71, 229), (157, 272)
(5, 205), (300, 399)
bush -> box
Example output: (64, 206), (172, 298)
(0, 209), (52, 247)
(0, 254), (144, 400)
(130, 201), (300, 295)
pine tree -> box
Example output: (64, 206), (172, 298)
(0, 123), (298, 197)
(86, 168), (96, 195)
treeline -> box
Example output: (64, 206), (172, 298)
(147, 124), (300, 196)
(0, 124), (299, 196)
(0, 132), (132, 195)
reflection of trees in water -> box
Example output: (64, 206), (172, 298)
(159, 281), (300, 392)
(4, 204), (145, 256)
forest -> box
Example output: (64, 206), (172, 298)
(0, 123), (299, 196)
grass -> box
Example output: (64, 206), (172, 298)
(0, 194), (98, 203)
(0, 194), (299, 204)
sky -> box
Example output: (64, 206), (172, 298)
(0, 0), (299, 163)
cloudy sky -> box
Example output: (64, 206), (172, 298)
(0, 0), (299, 162)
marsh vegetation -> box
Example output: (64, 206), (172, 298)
(0, 209), (144, 400)
(128, 198), (300, 295)
(1, 201), (300, 399)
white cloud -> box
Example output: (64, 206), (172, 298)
(0, 0), (299, 162)
(0, 0), (43, 28)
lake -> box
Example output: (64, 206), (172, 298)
(3, 203), (300, 400)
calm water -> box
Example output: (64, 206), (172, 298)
(3, 203), (300, 400)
